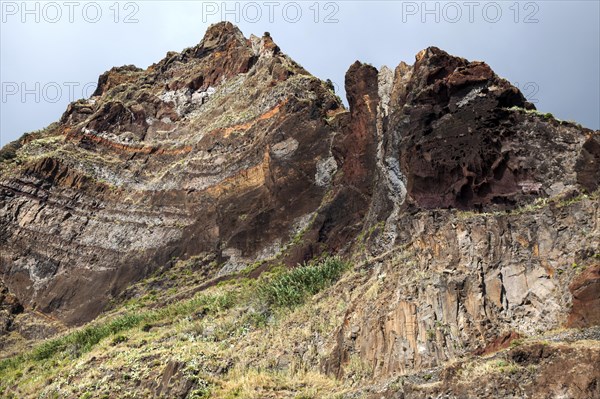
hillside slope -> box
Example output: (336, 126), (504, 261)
(0, 22), (599, 398)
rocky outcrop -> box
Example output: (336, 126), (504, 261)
(318, 46), (599, 381)
(0, 23), (598, 397)
(91, 65), (143, 97)
(0, 280), (23, 336)
(568, 264), (600, 328)
(0, 22), (343, 325)
(372, 336), (600, 399)
(325, 195), (599, 378)
(375, 47), (596, 211)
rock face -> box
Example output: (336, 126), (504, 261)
(314, 46), (600, 381)
(1, 22), (342, 325)
(0, 280), (23, 335)
(370, 47), (596, 213)
(568, 264), (600, 328)
(372, 337), (600, 399)
(324, 197), (599, 378)
(0, 22), (599, 396)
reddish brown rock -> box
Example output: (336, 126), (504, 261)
(568, 264), (600, 328)
(92, 65), (143, 97)
(576, 134), (600, 192)
(473, 331), (521, 356)
(389, 47), (591, 210)
(375, 341), (600, 399)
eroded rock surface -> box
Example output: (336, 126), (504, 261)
(325, 197), (599, 378)
(1, 22), (342, 325)
(0, 22), (599, 398)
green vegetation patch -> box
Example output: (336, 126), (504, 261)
(0, 255), (351, 385)
(258, 256), (350, 308)
(0, 291), (236, 373)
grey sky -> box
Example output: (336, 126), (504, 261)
(1, 1), (599, 147)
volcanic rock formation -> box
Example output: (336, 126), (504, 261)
(0, 21), (599, 398)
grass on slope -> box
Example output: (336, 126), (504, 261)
(259, 256), (350, 308)
(0, 256), (350, 398)
(0, 292), (236, 373)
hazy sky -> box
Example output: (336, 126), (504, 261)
(1, 1), (599, 147)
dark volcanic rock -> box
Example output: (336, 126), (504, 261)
(391, 47), (589, 210)
(0, 280), (23, 334)
(576, 134), (600, 192)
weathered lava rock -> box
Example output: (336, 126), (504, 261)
(0, 22), (598, 371)
(390, 47), (592, 210)
(568, 264), (600, 328)
(0, 22), (344, 325)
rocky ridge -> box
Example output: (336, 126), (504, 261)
(0, 22), (598, 398)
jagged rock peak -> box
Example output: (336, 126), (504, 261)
(92, 65), (143, 97)
(198, 21), (248, 52)
(195, 22), (281, 59)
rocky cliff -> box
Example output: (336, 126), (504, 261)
(1, 22), (342, 327)
(0, 22), (598, 398)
